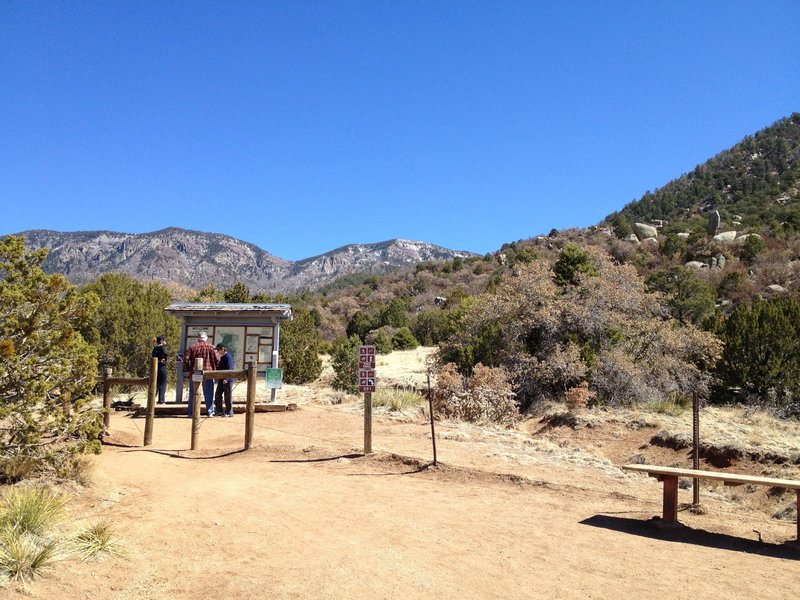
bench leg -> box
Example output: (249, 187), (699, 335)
(796, 490), (799, 541)
(661, 475), (679, 522)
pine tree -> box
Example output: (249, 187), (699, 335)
(280, 308), (323, 384)
(331, 335), (361, 393)
(715, 297), (800, 406)
(0, 236), (102, 477)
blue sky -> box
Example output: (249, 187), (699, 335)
(1, 1), (798, 261)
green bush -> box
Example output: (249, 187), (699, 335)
(0, 236), (102, 475)
(81, 273), (180, 378)
(391, 327), (419, 351)
(714, 296), (800, 407)
(553, 243), (598, 286)
(331, 335), (361, 394)
(280, 308), (324, 384)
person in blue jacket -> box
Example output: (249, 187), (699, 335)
(214, 343), (235, 417)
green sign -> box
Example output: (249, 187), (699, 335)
(265, 368), (283, 389)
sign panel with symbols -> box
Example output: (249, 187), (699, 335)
(358, 345), (376, 369)
(358, 346), (376, 392)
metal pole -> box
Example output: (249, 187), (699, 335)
(427, 372), (437, 466)
(692, 391), (700, 506)
(144, 357), (158, 446)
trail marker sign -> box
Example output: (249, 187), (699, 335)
(358, 346), (376, 392)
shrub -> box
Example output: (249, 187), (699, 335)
(0, 236), (102, 474)
(433, 363), (518, 426)
(714, 296), (800, 406)
(280, 308), (324, 384)
(391, 327), (419, 351)
(553, 243), (598, 286)
(365, 327), (394, 354)
(562, 381), (595, 412)
(80, 273), (180, 378)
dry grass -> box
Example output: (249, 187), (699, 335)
(372, 388), (424, 412)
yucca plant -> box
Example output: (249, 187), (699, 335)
(0, 487), (67, 537)
(0, 529), (60, 582)
(72, 521), (121, 560)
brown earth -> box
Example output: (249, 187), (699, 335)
(4, 350), (799, 599)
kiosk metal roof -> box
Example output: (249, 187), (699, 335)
(164, 303), (293, 320)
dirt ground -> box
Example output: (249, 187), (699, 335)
(5, 351), (799, 599)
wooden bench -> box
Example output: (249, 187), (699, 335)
(622, 464), (800, 540)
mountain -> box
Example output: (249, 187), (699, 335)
(606, 113), (800, 231)
(11, 227), (476, 293)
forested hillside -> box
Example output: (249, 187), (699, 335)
(607, 113), (800, 232)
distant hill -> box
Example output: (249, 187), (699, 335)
(10, 228), (476, 293)
(606, 113), (800, 232)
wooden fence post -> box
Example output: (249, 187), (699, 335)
(190, 357), (203, 451)
(245, 362), (256, 450)
(144, 357), (157, 446)
(102, 367), (112, 433)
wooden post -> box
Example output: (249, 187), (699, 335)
(427, 372), (437, 466)
(364, 391), (373, 455)
(245, 361), (256, 450)
(102, 367), (112, 433)
(190, 357), (202, 451)
(661, 475), (679, 522)
(692, 391), (700, 506)
(144, 357), (158, 446)
(796, 490), (799, 541)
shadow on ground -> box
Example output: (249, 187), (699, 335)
(582, 514), (799, 560)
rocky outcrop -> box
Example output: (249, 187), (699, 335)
(712, 231), (738, 242)
(11, 229), (476, 293)
(633, 223), (658, 240)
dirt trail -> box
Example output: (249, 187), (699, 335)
(8, 403), (799, 600)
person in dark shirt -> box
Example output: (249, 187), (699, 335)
(183, 332), (220, 417)
(214, 343), (235, 417)
(151, 336), (169, 404)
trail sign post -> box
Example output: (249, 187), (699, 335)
(359, 345), (376, 453)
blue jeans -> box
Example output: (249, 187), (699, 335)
(187, 379), (215, 416)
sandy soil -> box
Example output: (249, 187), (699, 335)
(4, 349), (799, 599)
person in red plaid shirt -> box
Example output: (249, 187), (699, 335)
(183, 332), (220, 417)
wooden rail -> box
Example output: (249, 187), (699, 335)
(95, 367), (151, 436)
(97, 361), (263, 452)
(623, 464), (800, 540)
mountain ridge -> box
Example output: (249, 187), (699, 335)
(10, 228), (476, 293)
